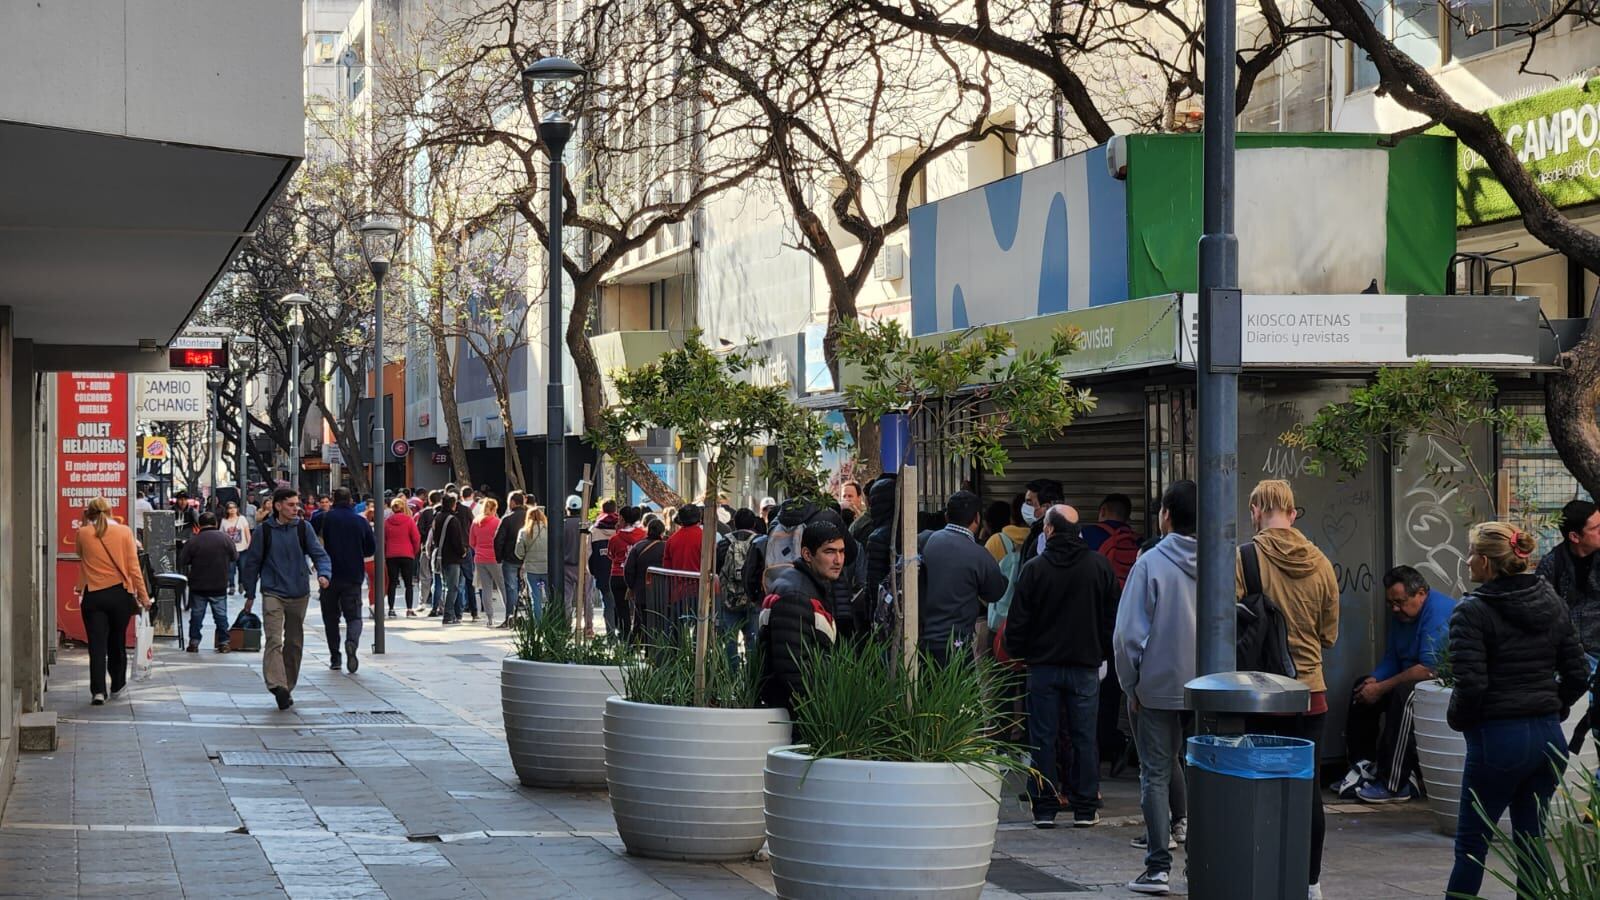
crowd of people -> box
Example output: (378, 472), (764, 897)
(96, 470), (1600, 898)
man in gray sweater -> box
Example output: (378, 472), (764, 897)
(1113, 480), (1198, 895)
(919, 491), (1008, 665)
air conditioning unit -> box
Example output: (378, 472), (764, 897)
(873, 244), (906, 281)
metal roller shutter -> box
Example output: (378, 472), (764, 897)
(978, 412), (1148, 535)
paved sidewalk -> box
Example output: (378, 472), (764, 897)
(1, 607), (1508, 898)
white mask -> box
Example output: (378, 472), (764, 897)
(1021, 502), (1038, 525)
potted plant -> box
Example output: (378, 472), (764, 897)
(604, 633), (790, 860)
(764, 639), (1023, 899)
(501, 598), (628, 788)
(1410, 645), (1467, 834)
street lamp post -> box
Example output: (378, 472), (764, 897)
(281, 294), (311, 493)
(233, 335), (257, 505)
(522, 55), (586, 615)
(359, 216), (402, 656)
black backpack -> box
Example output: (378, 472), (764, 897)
(1236, 543), (1297, 678)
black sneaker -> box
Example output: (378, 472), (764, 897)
(329, 654), (342, 671)
(345, 641), (358, 674)
(1128, 869), (1171, 894)
(271, 687), (293, 711)
(1032, 814), (1057, 829)
(1073, 810), (1100, 828)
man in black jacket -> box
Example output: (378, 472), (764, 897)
(179, 513), (238, 653)
(495, 491), (528, 622)
(758, 521), (844, 714)
(1006, 504), (1119, 829)
(432, 494), (470, 624)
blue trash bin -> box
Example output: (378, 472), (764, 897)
(1186, 734), (1314, 900)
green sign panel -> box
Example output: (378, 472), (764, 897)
(1018, 296), (1181, 378)
(1455, 77), (1600, 226)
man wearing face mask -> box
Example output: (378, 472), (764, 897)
(1020, 479), (1064, 565)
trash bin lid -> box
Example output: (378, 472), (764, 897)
(1184, 671), (1309, 714)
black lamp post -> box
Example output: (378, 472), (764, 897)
(358, 216), (401, 654)
(280, 293), (311, 491)
(522, 55), (586, 615)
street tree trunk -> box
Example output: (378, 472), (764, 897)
(429, 293), (473, 486)
(486, 362), (529, 492)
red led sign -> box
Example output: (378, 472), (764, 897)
(169, 347), (228, 369)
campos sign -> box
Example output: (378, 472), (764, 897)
(1454, 76), (1600, 226)
(135, 372), (208, 421)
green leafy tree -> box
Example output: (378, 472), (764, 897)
(835, 318), (1095, 481)
(1281, 364), (1544, 521)
(588, 332), (841, 704)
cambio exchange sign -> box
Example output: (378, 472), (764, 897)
(1454, 76), (1600, 226)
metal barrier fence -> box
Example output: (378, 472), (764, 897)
(639, 567), (705, 646)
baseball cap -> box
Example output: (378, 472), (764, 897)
(566, 494), (583, 511)
(760, 496), (777, 509)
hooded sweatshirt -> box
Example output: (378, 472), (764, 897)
(1114, 533), (1197, 710)
(1004, 531), (1118, 668)
(1235, 527), (1340, 693)
(1447, 573), (1590, 732)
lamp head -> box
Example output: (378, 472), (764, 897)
(357, 217), (402, 273)
(280, 292), (310, 328)
(521, 56), (586, 131)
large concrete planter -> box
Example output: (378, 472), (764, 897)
(763, 746), (1002, 899)
(603, 697), (791, 861)
(500, 658), (621, 788)
(1414, 681), (1598, 836)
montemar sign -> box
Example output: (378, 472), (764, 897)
(1455, 77), (1600, 226)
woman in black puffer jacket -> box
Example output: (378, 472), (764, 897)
(1444, 521), (1590, 898)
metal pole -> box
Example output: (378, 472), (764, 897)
(539, 116), (573, 615)
(238, 373), (249, 502)
(209, 380), (220, 506)
(372, 268), (387, 655)
(1195, 0), (1243, 679)
(289, 323), (302, 492)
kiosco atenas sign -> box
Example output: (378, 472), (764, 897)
(1455, 77), (1600, 226)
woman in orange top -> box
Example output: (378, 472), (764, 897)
(74, 496), (151, 704)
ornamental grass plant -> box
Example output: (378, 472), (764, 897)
(511, 591), (629, 666)
(1453, 760), (1600, 899)
(791, 636), (1024, 774)
(619, 626), (764, 709)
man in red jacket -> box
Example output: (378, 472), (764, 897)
(660, 505), (705, 637)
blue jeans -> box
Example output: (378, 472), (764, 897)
(1025, 664), (1100, 818)
(719, 606), (758, 669)
(1132, 707), (1187, 872)
(1446, 715), (1566, 898)
(502, 563), (523, 617)
(430, 569), (443, 614)
(459, 553), (476, 615)
(227, 561), (240, 594)
(440, 564), (463, 621)
(189, 594), (228, 646)
(524, 574), (548, 619)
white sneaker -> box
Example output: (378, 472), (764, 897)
(1308, 883), (1323, 900)
(1128, 869), (1171, 894)
(1171, 817), (1187, 845)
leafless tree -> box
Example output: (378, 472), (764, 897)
(375, 0), (778, 505)
(1306, 0), (1600, 494)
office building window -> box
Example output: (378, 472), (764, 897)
(1351, 0), (1541, 92)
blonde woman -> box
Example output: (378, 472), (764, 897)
(515, 505), (551, 618)
(1444, 522), (1590, 897)
(469, 498), (506, 626)
(74, 497), (151, 704)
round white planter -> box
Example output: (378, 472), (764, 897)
(501, 658), (621, 788)
(1412, 680), (1465, 835)
(1413, 682), (1598, 836)
(764, 746), (1002, 899)
(603, 697), (792, 861)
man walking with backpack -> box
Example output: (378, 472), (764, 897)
(1114, 481), (1198, 893)
(717, 508), (762, 665)
(1237, 478), (1340, 900)
(317, 488), (375, 674)
(240, 488), (332, 710)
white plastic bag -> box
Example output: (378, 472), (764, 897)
(134, 610), (154, 682)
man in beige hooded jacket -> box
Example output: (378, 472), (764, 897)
(1235, 478), (1339, 900)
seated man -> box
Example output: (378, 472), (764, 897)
(1341, 565), (1456, 803)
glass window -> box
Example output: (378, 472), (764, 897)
(1393, 0), (1443, 67)
(1497, 0), (1544, 43)
(1450, 0), (1496, 58)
